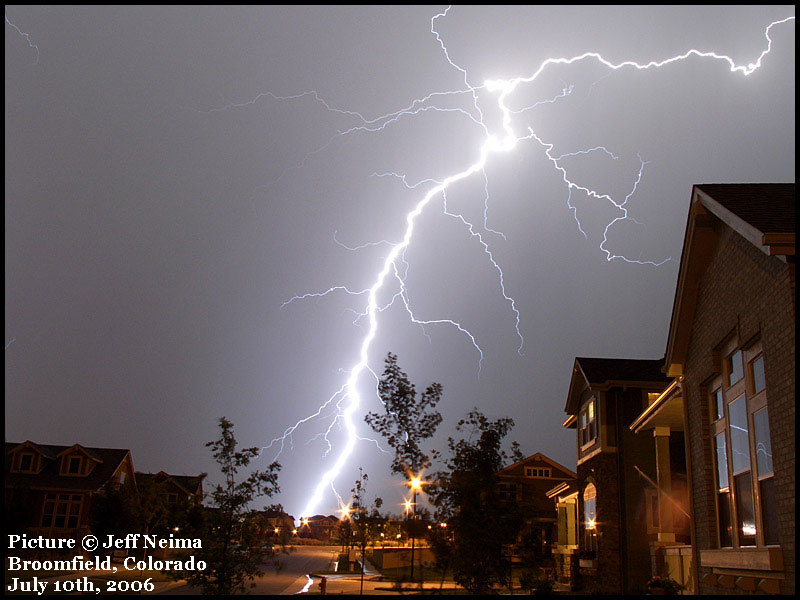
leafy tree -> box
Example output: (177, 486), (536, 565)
(176, 417), (281, 595)
(365, 352), (443, 476)
(349, 469), (383, 594)
(429, 409), (522, 595)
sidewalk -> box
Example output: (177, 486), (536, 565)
(306, 557), (462, 595)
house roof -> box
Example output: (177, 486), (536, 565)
(575, 357), (668, 385)
(136, 471), (204, 496)
(5, 442), (131, 492)
(565, 357), (669, 415)
(496, 452), (577, 479)
(664, 183), (795, 376)
(694, 184), (795, 238)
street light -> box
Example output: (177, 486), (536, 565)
(405, 473), (425, 582)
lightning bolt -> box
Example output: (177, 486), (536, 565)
(5, 14), (39, 64)
(222, 8), (793, 519)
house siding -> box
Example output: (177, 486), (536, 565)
(683, 225), (795, 594)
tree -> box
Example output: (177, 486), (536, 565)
(365, 352), (443, 583)
(428, 409), (522, 595)
(348, 469), (383, 594)
(365, 352), (443, 477)
(177, 417), (281, 595)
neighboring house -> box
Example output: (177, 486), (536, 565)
(562, 357), (674, 594)
(5, 441), (135, 538)
(300, 514), (338, 541)
(135, 471), (204, 507)
(259, 507), (296, 536)
(659, 183), (794, 595)
(495, 452), (576, 559)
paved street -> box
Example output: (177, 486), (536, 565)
(157, 545), (338, 595)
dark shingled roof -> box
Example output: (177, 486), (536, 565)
(5, 442), (130, 492)
(136, 471), (204, 495)
(696, 184), (795, 235)
(575, 357), (669, 386)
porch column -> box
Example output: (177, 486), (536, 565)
(653, 426), (675, 543)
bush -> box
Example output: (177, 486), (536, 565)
(647, 575), (682, 595)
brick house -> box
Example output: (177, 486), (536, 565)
(562, 357), (675, 594)
(661, 183), (794, 594)
(5, 441), (135, 538)
(495, 452), (576, 559)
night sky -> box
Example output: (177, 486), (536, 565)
(5, 6), (795, 518)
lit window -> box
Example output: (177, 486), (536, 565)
(583, 484), (597, 552)
(710, 341), (775, 549)
(579, 399), (597, 447)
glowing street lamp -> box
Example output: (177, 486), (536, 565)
(404, 472), (426, 582)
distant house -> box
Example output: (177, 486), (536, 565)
(495, 452), (576, 559)
(300, 514), (339, 541)
(5, 441), (134, 538)
(259, 507), (296, 536)
(561, 357), (674, 594)
(659, 184), (795, 595)
(135, 471), (204, 506)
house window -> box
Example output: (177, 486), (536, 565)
(709, 388), (723, 422)
(18, 453), (35, 472)
(119, 472), (126, 485)
(524, 467), (551, 478)
(68, 456), (82, 474)
(583, 483), (597, 552)
(725, 350), (743, 387)
(710, 340), (777, 549)
(40, 493), (82, 529)
(578, 399), (596, 447)
(749, 355), (765, 395)
(499, 483), (517, 501)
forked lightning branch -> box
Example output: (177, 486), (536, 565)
(245, 8), (794, 520)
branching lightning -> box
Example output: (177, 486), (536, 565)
(210, 8), (793, 519)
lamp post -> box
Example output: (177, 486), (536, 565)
(407, 475), (423, 582)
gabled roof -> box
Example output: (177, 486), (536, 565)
(57, 444), (104, 463)
(496, 452), (577, 479)
(5, 442), (131, 492)
(565, 357), (669, 414)
(694, 184), (795, 248)
(664, 184), (795, 376)
(136, 471), (204, 496)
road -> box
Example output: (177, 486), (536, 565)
(157, 545), (338, 595)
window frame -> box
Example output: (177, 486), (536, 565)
(40, 493), (82, 530)
(709, 339), (777, 549)
(578, 397), (597, 449)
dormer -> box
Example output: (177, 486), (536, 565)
(57, 444), (102, 477)
(8, 441), (50, 474)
